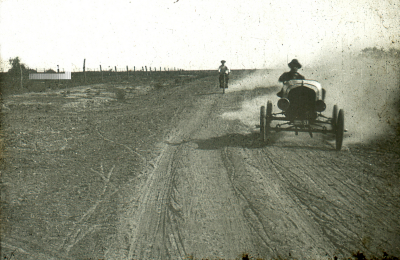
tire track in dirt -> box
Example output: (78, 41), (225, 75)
(112, 85), (258, 259)
(111, 92), (227, 259)
(218, 146), (337, 259)
(108, 77), (400, 259)
(249, 144), (400, 258)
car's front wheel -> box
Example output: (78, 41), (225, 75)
(335, 109), (344, 151)
(332, 105), (338, 133)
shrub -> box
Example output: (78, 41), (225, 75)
(112, 87), (125, 100)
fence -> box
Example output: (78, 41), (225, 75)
(71, 67), (183, 72)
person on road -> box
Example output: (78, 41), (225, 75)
(277, 59), (305, 97)
(218, 60), (230, 88)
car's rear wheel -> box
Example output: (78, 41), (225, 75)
(266, 101), (272, 138)
(260, 106), (266, 141)
(332, 105), (338, 133)
(335, 109), (344, 151)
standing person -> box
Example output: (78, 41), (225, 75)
(218, 60), (230, 88)
(277, 59), (305, 97)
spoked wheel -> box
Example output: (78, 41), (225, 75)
(335, 109), (344, 151)
(260, 106), (266, 141)
(265, 101), (272, 139)
(332, 105), (338, 133)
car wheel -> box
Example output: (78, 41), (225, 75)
(266, 101), (272, 117)
(260, 106), (266, 141)
(332, 105), (338, 133)
(335, 109), (344, 151)
(266, 101), (273, 137)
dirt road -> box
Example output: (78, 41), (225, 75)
(1, 71), (399, 259)
(107, 77), (400, 259)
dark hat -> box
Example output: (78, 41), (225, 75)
(288, 59), (302, 69)
(221, 60), (226, 63)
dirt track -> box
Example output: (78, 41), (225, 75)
(108, 77), (400, 259)
(1, 70), (400, 260)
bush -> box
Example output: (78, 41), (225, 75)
(112, 87), (125, 101)
(154, 82), (164, 89)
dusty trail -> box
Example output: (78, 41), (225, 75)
(109, 80), (400, 259)
(110, 92), (253, 259)
(1, 67), (398, 260)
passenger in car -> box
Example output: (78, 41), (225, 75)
(277, 59), (305, 97)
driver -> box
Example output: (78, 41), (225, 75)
(218, 60), (230, 88)
(277, 59), (305, 97)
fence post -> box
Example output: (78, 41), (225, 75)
(19, 63), (23, 89)
(100, 65), (103, 81)
(134, 66), (135, 72)
(83, 59), (86, 82)
(127, 65), (129, 79)
(115, 66), (118, 80)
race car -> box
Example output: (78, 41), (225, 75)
(259, 79), (344, 150)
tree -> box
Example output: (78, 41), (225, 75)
(8, 57), (27, 89)
(8, 57), (26, 74)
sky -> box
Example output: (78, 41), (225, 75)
(0, 0), (399, 71)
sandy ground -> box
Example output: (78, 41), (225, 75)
(1, 60), (399, 259)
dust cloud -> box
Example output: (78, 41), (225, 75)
(307, 55), (399, 144)
(222, 70), (281, 128)
(223, 55), (400, 145)
(227, 69), (283, 93)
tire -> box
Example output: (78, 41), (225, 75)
(335, 109), (344, 151)
(332, 105), (338, 133)
(267, 101), (272, 117)
(260, 106), (266, 141)
(265, 101), (272, 138)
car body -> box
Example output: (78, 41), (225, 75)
(259, 79), (345, 150)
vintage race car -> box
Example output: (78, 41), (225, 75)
(259, 79), (345, 150)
